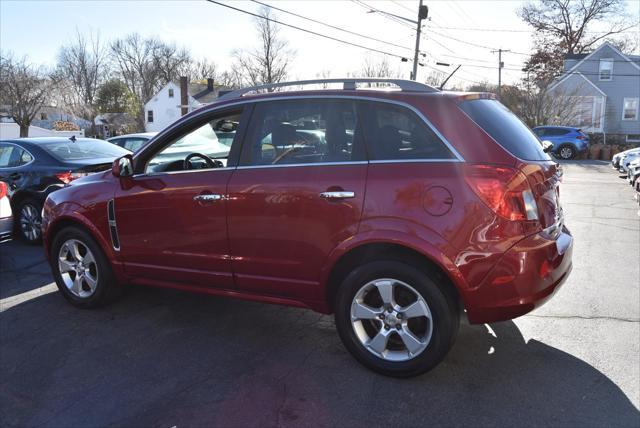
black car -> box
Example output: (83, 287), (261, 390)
(0, 137), (129, 243)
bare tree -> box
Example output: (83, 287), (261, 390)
(110, 33), (192, 126)
(53, 29), (108, 121)
(519, 0), (634, 81)
(187, 58), (218, 82)
(232, 6), (295, 86)
(0, 54), (51, 137)
(519, 0), (632, 55)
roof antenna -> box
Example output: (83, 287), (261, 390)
(69, 135), (76, 143)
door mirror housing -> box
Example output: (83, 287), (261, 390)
(112, 154), (134, 178)
(542, 140), (554, 153)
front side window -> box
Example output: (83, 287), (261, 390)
(145, 110), (242, 173)
(623, 98), (639, 120)
(241, 99), (360, 166)
(359, 102), (453, 161)
(599, 58), (613, 81)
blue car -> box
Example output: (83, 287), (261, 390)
(532, 126), (589, 160)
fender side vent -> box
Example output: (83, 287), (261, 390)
(107, 199), (120, 251)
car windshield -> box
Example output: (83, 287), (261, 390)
(42, 139), (129, 161)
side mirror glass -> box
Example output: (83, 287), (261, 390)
(112, 155), (134, 178)
(542, 140), (554, 153)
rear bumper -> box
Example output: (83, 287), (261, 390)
(0, 216), (13, 240)
(463, 226), (573, 324)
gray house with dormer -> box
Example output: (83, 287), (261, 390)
(549, 42), (640, 145)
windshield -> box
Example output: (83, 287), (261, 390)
(42, 139), (129, 161)
(459, 99), (550, 161)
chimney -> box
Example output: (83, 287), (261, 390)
(207, 78), (214, 91)
(180, 76), (188, 116)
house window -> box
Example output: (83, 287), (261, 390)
(40, 113), (47, 120)
(571, 96), (605, 132)
(147, 110), (154, 123)
(622, 98), (639, 120)
(626, 134), (640, 143)
(168, 88), (174, 98)
(599, 58), (613, 81)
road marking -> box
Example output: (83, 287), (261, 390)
(0, 283), (58, 312)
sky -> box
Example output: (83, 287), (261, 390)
(1, 0), (639, 89)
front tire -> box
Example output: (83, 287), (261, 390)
(50, 226), (122, 308)
(335, 261), (459, 377)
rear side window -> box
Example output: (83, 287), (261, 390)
(359, 102), (454, 161)
(546, 128), (570, 136)
(460, 99), (550, 161)
(0, 144), (32, 167)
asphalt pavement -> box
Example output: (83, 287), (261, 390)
(1, 160), (638, 427)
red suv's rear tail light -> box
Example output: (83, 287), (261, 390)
(464, 164), (539, 221)
(55, 171), (87, 184)
(0, 181), (7, 199)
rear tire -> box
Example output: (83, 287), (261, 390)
(335, 261), (459, 377)
(557, 144), (576, 160)
(50, 226), (123, 308)
(16, 198), (42, 244)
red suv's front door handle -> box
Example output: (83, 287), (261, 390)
(319, 191), (355, 200)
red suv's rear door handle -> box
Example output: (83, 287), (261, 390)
(194, 194), (223, 203)
(319, 191), (355, 200)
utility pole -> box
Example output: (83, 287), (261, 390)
(491, 48), (510, 98)
(411, 1), (429, 81)
(368, 3), (428, 81)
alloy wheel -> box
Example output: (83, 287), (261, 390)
(350, 278), (433, 362)
(58, 239), (99, 298)
(20, 204), (41, 241)
(559, 147), (573, 159)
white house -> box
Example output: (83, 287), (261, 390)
(144, 78), (224, 132)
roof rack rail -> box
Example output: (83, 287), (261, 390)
(218, 78), (439, 100)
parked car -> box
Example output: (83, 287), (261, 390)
(107, 132), (157, 152)
(0, 181), (12, 241)
(619, 150), (640, 173)
(627, 158), (640, 186)
(612, 147), (640, 170)
(42, 79), (573, 377)
(0, 137), (129, 243)
(532, 126), (589, 160)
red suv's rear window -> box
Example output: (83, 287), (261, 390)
(459, 99), (551, 161)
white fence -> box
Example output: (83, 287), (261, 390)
(0, 123), (85, 139)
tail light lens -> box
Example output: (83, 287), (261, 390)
(0, 181), (7, 199)
(576, 135), (585, 140)
(55, 171), (87, 184)
(464, 164), (539, 221)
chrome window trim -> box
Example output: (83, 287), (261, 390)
(135, 95), (465, 164)
(133, 166), (231, 178)
(0, 142), (36, 169)
(369, 159), (462, 164)
(235, 161), (368, 171)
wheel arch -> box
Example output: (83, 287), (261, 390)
(324, 241), (464, 315)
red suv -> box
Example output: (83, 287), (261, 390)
(42, 79), (572, 377)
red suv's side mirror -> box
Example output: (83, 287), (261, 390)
(112, 155), (134, 178)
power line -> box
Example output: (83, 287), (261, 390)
(250, 0), (416, 53)
(204, 0), (410, 61)
(351, 0), (416, 30)
(390, 0), (415, 14)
